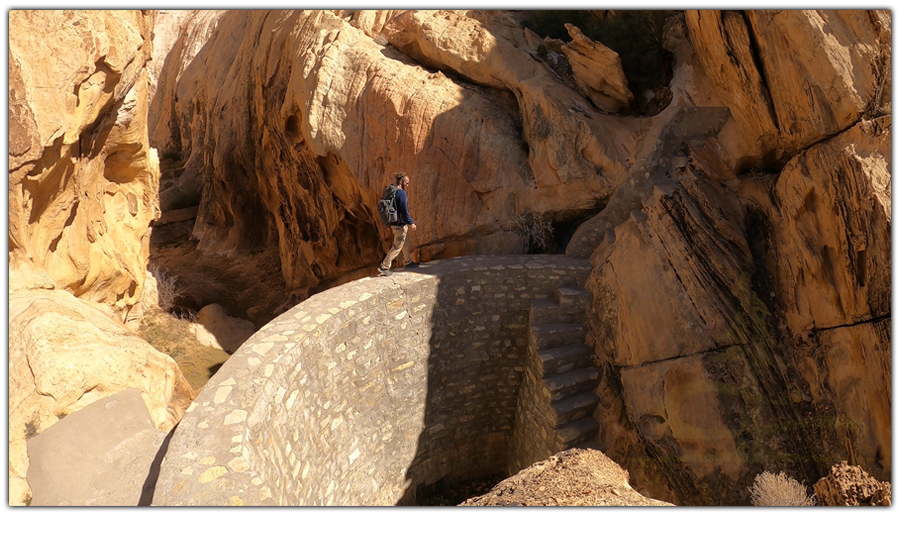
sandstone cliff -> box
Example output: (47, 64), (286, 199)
(146, 9), (890, 505)
(7, 10), (194, 506)
(149, 9), (658, 301)
(9, 10), (161, 322)
(8, 9), (890, 507)
(583, 11), (890, 504)
(685, 10), (890, 169)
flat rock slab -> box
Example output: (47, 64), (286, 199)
(26, 388), (167, 506)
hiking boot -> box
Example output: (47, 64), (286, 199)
(402, 262), (420, 270)
(377, 266), (391, 276)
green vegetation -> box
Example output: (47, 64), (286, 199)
(521, 10), (675, 106)
(509, 213), (554, 253)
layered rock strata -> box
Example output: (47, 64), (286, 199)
(685, 9), (891, 168)
(147, 8), (891, 505)
(8, 8), (891, 508)
(583, 9), (891, 504)
(7, 10), (193, 507)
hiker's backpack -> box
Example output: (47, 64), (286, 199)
(377, 185), (399, 226)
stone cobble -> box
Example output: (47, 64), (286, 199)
(153, 255), (592, 506)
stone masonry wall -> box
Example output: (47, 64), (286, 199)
(153, 255), (592, 506)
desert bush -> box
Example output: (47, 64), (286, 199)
(149, 264), (185, 313)
(509, 213), (554, 253)
(749, 471), (815, 506)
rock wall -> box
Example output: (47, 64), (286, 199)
(7, 10), (194, 506)
(8, 8), (890, 508)
(9, 10), (161, 322)
(147, 9), (891, 505)
(153, 256), (591, 505)
(149, 9), (660, 301)
(685, 10), (890, 169)
(585, 10), (891, 505)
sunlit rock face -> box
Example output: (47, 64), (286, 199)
(685, 9), (890, 169)
(149, 9), (659, 301)
(9, 280), (194, 506)
(7, 10), (192, 507)
(9, 10), (161, 322)
(586, 10), (890, 504)
(10, 8), (883, 508)
(149, 9), (891, 505)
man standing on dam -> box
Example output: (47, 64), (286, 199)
(379, 172), (417, 275)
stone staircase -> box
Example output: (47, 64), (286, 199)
(508, 265), (601, 474)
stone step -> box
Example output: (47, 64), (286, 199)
(551, 391), (600, 427)
(557, 417), (600, 449)
(546, 367), (600, 401)
(567, 263), (593, 288)
(554, 286), (591, 311)
(537, 344), (593, 377)
(530, 324), (587, 350)
(530, 298), (585, 325)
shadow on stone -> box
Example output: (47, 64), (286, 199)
(397, 256), (593, 505)
(139, 426), (176, 506)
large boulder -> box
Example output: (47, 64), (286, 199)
(8, 283), (193, 506)
(560, 23), (633, 113)
(189, 303), (257, 353)
(8, 10), (160, 322)
(25, 388), (169, 506)
(813, 461), (891, 506)
(461, 448), (672, 506)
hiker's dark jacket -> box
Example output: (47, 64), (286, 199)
(394, 188), (414, 226)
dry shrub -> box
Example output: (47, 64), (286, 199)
(750, 471), (815, 506)
(510, 213), (554, 253)
(149, 264), (185, 313)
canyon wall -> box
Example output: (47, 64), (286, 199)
(8, 10), (194, 506)
(149, 9), (658, 301)
(8, 9), (891, 507)
(148, 9), (891, 504)
(9, 10), (161, 322)
(586, 11), (890, 504)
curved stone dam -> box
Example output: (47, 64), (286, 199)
(153, 255), (598, 505)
